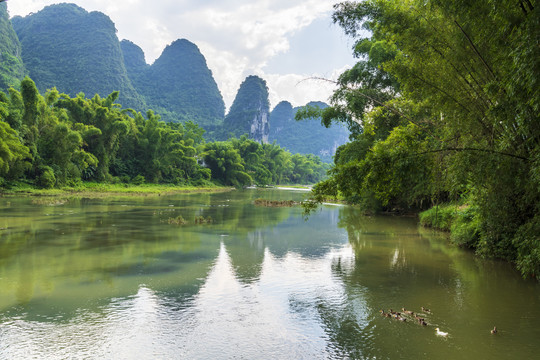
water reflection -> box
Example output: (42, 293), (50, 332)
(1, 191), (540, 359)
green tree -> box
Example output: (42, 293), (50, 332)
(0, 120), (30, 182)
(306, 0), (540, 277)
(203, 141), (252, 188)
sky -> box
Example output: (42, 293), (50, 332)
(8, 0), (356, 110)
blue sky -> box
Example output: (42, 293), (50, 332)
(9, 0), (356, 109)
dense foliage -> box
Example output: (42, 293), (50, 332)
(12, 4), (145, 110)
(122, 39), (225, 129)
(202, 135), (329, 187)
(222, 75), (270, 142)
(0, 77), (328, 189)
(303, 0), (540, 277)
(269, 101), (349, 163)
(0, 3), (25, 91)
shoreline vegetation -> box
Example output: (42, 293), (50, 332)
(0, 182), (315, 199)
(0, 182), (234, 198)
(295, 1), (539, 279)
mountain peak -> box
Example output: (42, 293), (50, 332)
(13, 3), (144, 109)
(131, 37), (224, 127)
(223, 75), (270, 142)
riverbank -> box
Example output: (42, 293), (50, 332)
(0, 182), (234, 198)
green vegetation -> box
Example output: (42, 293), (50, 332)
(302, 0), (540, 277)
(0, 3), (25, 90)
(269, 101), (349, 163)
(0, 77), (328, 193)
(202, 135), (329, 187)
(12, 4), (145, 110)
(194, 215), (214, 224)
(222, 75), (269, 142)
(419, 204), (481, 248)
(253, 199), (299, 207)
(168, 215), (187, 225)
(123, 39), (225, 128)
(10, 3), (225, 129)
(1, 182), (230, 198)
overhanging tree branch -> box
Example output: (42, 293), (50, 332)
(454, 20), (497, 81)
(418, 147), (528, 161)
(299, 76), (441, 141)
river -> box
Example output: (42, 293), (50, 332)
(0, 189), (539, 359)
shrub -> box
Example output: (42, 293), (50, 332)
(37, 166), (56, 189)
(419, 204), (459, 231)
(450, 206), (481, 248)
(513, 216), (540, 279)
(131, 174), (145, 185)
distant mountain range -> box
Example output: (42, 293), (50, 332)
(1, 3), (348, 162)
(269, 101), (349, 163)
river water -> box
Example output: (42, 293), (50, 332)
(0, 189), (539, 359)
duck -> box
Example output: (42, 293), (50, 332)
(421, 306), (431, 313)
(435, 328), (448, 337)
(419, 319), (427, 326)
(401, 308), (414, 315)
(491, 326), (497, 334)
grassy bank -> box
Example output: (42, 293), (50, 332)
(419, 203), (480, 248)
(0, 182), (233, 198)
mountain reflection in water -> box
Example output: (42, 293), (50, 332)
(1, 189), (539, 359)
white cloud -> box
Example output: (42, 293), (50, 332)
(264, 64), (352, 110)
(9, 1), (355, 109)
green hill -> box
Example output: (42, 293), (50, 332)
(0, 3), (25, 90)
(123, 39), (225, 128)
(12, 3), (145, 110)
(120, 39), (148, 71)
(269, 101), (349, 163)
(222, 75), (270, 142)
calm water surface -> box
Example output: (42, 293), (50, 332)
(0, 189), (539, 359)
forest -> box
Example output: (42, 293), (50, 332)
(301, 0), (539, 277)
(0, 77), (329, 189)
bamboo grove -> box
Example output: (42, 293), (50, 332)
(0, 77), (329, 189)
(300, 0), (539, 277)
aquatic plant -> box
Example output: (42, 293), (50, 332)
(168, 215), (186, 225)
(194, 216), (213, 224)
(253, 199), (299, 207)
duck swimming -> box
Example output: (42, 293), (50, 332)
(491, 326), (497, 334)
(421, 306), (431, 313)
(401, 308), (414, 315)
(435, 328), (448, 337)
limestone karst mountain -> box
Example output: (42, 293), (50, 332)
(122, 38), (225, 129)
(0, 2), (25, 90)
(12, 3), (145, 110)
(223, 75), (270, 143)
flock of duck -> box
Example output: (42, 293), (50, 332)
(379, 307), (498, 337)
